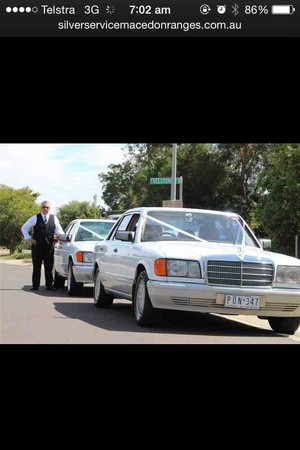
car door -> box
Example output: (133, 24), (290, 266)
(101, 214), (140, 295)
(54, 222), (73, 275)
(55, 222), (77, 276)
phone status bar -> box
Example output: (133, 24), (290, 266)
(0, 2), (299, 36)
(1, 4), (297, 15)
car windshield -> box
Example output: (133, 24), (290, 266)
(75, 221), (114, 242)
(142, 211), (258, 247)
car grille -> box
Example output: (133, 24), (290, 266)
(171, 298), (300, 313)
(207, 260), (274, 287)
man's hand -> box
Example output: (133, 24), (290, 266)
(27, 238), (37, 246)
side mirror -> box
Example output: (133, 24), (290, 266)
(115, 231), (135, 242)
(58, 234), (70, 242)
(259, 238), (271, 250)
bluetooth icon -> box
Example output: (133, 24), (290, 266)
(232, 4), (239, 15)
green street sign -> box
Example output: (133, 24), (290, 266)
(150, 177), (181, 184)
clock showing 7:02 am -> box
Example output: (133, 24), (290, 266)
(129, 5), (172, 15)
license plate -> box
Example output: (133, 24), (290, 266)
(225, 295), (260, 310)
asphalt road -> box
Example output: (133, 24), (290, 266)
(1, 259), (300, 344)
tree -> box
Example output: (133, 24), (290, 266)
(176, 144), (226, 209)
(99, 144), (223, 209)
(0, 185), (40, 254)
(256, 144), (300, 255)
(99, 144), (174, 210)
(214, 144), (273, 224)
(56, 199), (100, 229)
(97, 143), (285, 242)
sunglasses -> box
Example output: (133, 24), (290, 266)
(42, 206), (50, 209)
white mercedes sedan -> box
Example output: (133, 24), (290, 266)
(92, 207), (300, 335)
(54, 219), (116, 295)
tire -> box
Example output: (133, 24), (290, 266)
(268, 317), (300, 335)
(67, 262), (83, 296)
(93, 268), (114, 308)
(54, 270), (65, 289)
(133, 271), (157, 326)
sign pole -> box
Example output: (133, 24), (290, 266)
(171, 143), (177, 200)
(179, 176), (183, 201)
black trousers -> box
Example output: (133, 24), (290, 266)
(31, 242), (54, 288)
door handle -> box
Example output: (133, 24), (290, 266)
(113, 248), (118, 253)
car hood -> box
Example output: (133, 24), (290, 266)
(150, 241), (300, 265)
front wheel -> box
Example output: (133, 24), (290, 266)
(133, 271), (157, 326)
(93, 268), (114, 308)
(268, 317), (300, 335)
(67, 262), (83, 296)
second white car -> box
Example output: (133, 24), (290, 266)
(54, 218), (116, 295)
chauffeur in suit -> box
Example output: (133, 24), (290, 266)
(21, 200), (64, 291)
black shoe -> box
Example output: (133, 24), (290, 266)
(31, 287), (39, 291)
(46, 286), (57, 291)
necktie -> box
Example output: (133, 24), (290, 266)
(44, 215), (47, 224)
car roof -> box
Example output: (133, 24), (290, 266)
(120, 207), (239, 217)
(70, 219), (116, 223)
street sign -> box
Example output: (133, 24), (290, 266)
(150, 177), (181, 184)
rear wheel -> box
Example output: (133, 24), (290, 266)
(133, 271), (157, 326)
(268, 317), (300, 335)
(93, 268), (114, 308)
(67, 262), (83, 296)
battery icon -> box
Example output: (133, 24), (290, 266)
(271, 5), (295, 14)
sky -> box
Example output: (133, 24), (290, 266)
(0, 144), (126, 212)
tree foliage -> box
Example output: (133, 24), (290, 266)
(99, 144), (174, 210)
(99, 144), (224, 210)
(176, 144), (226, 209)
(214, 144), (273, 222)
(0, 185), (40, 254)
(98, 143), (271, 218)
(256, 144), (300, 254)
(98, 143), (300, 256)
(56, 197), (100, 229)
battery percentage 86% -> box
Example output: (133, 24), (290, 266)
(245, 5), (269, 14)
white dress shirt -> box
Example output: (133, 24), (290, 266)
(21, 214), (64, 240)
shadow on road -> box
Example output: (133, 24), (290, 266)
(52, 298), (285, 338)
(17, 284), (289, 339)
(21, 285), (66, 298)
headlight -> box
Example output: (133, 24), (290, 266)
(76, 251), (93, 263)
(276, 266), (300, 284)
(155, 259), (201, 278)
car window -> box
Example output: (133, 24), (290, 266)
(75, 221), (115, 242)
(144, 211), (259, 246)
(111, 214), (140, 241)
(127, 214), (140, 232)
(117, 214), (134, 231)
(65, 223), (77, 239)
(64, 222), (75, 234)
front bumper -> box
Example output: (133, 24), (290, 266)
(147, 280), (300, 317)
(73, 264), (93, 283)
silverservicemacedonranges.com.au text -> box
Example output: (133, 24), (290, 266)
(57, 20), (242, 31)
